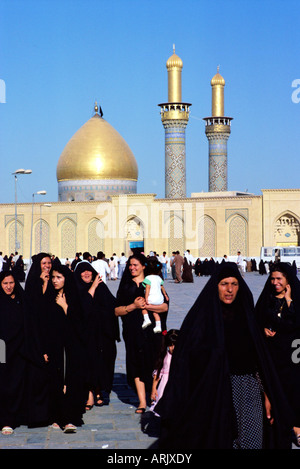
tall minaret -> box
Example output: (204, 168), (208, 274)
(203, 67), (233, 192)
(158, 46), (191, 198)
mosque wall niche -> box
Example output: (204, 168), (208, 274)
(274, 213), (300, 246)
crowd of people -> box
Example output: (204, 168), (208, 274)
(0, 247), (299, 450)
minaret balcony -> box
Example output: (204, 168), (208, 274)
(158, 102), (191, 122)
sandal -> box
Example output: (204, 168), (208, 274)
(63, 423), (77, 433)
(135, 407), (146, 414)
(85, 404), (93, 411)
(1, 426), (14, 435)
(50, 423), (60, 429)
(95, 395), (104, 406)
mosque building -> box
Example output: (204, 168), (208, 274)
(0, 48), (299, 262)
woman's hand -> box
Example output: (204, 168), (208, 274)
(264, 393), (274, 425)
(264, 327), (276, 338)
(40, 270), (49, 283)
(89, 274), (103, 297)
(43, 353), (49, 363)
(151, 389), (158, 402)
(134, 296), (146, 309)
(284, 284), (292, 305)
(56, 291), (68, 314)
(93, 273), (103, 288)
(40, 271), (50, 293)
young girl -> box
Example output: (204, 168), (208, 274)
(150, 329), (179, 416)
(142, 257), (169, 333)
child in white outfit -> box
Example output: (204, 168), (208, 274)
(142, 257), (168, 333)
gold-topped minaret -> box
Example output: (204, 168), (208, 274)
(203, 67), (233, 192)
(158, 46), (191, 198)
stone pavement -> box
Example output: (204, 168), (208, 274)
(0, 272), (298, 449)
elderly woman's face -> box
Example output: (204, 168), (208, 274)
(218, 277), (239, 304)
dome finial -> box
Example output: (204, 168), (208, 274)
(94, 100), (103, 117)
(173, 43), (175, 54)
(217, 65), (220, 73)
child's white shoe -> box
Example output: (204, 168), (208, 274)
(142, 318), (152, 329)
(153, 324), (162, 333)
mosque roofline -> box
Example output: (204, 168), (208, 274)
(261, 188), (300, 192)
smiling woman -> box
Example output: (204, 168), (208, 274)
(115, 253), (169, 413)
(255, 262), (300, 446)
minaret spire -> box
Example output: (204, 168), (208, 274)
(158, 48), (191, 199)
(203, 68), (233, 192)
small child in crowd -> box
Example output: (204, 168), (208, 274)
(150, 329), (179, 416)
(142, 257), (169, 333)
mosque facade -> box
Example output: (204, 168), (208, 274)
(1, 50), (299, 262)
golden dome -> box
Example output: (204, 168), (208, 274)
(211, 66), (225, 86)
(166, 45), (183, 70)
(57, 106), (138, 182)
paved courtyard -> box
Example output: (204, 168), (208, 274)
(0, 271), (298, 449)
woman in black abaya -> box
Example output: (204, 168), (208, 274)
(0, 271), (27, 434)
(74, 262), (120, 409)
(255, 262), (300, 445)
(38, 265), (86, 431)
(156, 262), (293, 449)
(115, 253), (169, 413)
(24, 252), (53, 427)
(182, 257), (194, 283)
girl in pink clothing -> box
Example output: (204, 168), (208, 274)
(150, 329), (179, 417)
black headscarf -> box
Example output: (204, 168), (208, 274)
(73, 261), (120, 342)
(73, 262), (120, 393)
(39, 264), (86, 426)
(0, 270), (26, 355)
(116, 253), (168, 392)
(0, 271), (27, 429)
(25, 252), (56, 308)
(255, 262), (300, 329)
(156, 262), (293, 449)
(255, 262), (300, 426)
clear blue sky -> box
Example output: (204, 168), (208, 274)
(0, 0), (299, 204)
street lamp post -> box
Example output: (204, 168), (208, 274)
(39, 203), (52, 252)
(29, 191), (47, 263)
(12, 169), (32, 253)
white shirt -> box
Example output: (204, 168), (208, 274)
(119, 255), (127, 265)
(159, 255), (168, 264)
(91, 259), (110, 283)
(237, 254), (243, 265)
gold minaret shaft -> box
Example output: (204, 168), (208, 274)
(211, 65), (225, 116)
(167, 44), (183, 103)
